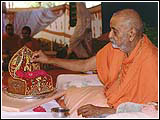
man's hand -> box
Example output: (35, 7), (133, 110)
(77, 104), (116, 118)
(31, 50), (49, 64)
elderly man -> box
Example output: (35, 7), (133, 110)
(2, 24), (21, 56)
(31, 9), (158, 117)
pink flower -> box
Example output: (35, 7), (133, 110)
(36, 70), (48, 76)
(16, 70), (25, 78)
(16, 70), (49, 79)
(24, 71), (35, 79)
(33, 106), (46, 112)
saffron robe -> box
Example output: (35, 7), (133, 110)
(96, 34), (158, 108)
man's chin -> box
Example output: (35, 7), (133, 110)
(111, 44), (126, 52)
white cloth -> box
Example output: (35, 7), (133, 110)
(2, 100), (61, 118)
(2, 112), (53, 118)
(56, 74), (103, 90)
(106, 112), (151, 118)
(25, 100), (60, 112)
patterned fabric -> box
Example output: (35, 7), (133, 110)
(8, 46), (40, 79)
(116, 102), (143, 113)
(141, 104), (158, 118)
(8, 46), (54, 95)
(115, 102), (158, 118)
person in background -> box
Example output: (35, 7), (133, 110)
(20, 26), (40, 51)
(2, 24), (21, 71)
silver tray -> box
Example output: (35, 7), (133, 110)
(2, 87), (57, 99)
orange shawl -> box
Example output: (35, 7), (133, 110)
(96, 34), (158, 108)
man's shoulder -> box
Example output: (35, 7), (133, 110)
(96, 42), (115, 58)
(143, 36), (158, 60)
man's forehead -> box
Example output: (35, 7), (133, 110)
(110, 16), (129, 30)
(110, 15), (125, 23)
(110, 16), (122, 28)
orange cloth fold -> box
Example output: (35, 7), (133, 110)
(96, 34), (158, 108)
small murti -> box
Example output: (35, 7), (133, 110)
(7, 46), (54, 95)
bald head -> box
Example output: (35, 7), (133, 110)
(109, 9), (144, 55)
(112, 9), (144, 34)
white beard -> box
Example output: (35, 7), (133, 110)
(112, 43), (128, 53)
(111, 43), (120, 49)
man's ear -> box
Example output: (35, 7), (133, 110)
(129, 28), (136, 42)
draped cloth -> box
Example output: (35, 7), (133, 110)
(96, 34), (158, 108)
(69, 2), (93, 58)
(2, 13), (6, 34)
(13, 8), (63, 37)
(64, 86), (109, 118)
(2, 2), (6, 34)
